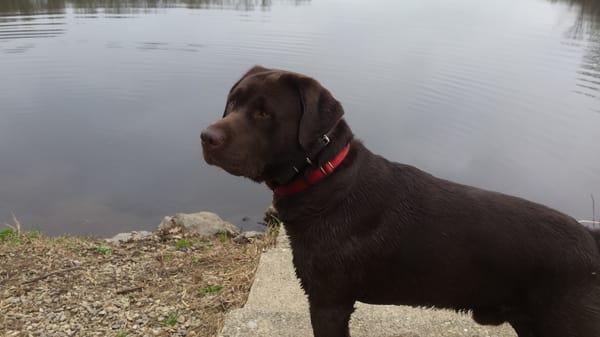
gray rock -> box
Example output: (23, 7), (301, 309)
(233, 235), (250, 244)
(158, 212), (240, 237)
(105, 231), (152, 244)
(243, 231), (264, 239)
(233, 231), (264, 244)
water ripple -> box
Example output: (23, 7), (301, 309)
(0, 0), (599, 235)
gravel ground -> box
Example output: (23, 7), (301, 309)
(0, 225), (277, 337)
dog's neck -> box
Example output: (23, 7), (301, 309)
(272, 139), (366, 225)
(265, 119), (354, 190)
(271, 143), (351, 197)
(268, 119), (361, 224)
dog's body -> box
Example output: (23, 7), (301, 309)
(277, 140), (600, 337)
(202, 66), (600, 337)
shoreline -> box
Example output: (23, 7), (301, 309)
(0, 210), (280, 337)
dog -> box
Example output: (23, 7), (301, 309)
(201, 66), (600, 337)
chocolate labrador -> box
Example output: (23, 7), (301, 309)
(201, 66), (600, 337)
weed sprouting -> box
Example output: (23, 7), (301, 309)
(95, 245), (112, 255)
(175, 239), (191, 250)
(198, 284), (223, 297)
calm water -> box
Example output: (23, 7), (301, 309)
(1, 0), (599, 236)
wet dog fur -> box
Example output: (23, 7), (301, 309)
(202, 66), (600, 337)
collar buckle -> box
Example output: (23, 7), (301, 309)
(274, 144), (351, 197)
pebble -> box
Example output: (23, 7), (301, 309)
(8, 297), (21, 304)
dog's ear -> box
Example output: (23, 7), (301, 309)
(282, 73), (344, 151)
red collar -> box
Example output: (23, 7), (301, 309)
(273, 144), (351, 197)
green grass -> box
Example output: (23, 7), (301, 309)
(162, 312), (179, 326)
(198, 284), (223, 297)
(0, 229), (45, 244)
(0, 228), (15, 240)
(95, 245), (112, 255)
(217, 232), (228, 244)
(0, 228), (21, 244)
(175, 239), (191, 250)
(116, 331), (128, 337)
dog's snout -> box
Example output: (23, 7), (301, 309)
(201, 127), (225, 150)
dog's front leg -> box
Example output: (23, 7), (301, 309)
(309, 300), (355, 337)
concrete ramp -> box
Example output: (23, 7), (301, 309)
(220, 229), (516, 337)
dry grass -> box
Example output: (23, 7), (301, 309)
(0, 221), (279, 337)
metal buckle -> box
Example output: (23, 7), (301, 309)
(320, 162), (334, 175)
(304, 135), (330, 167)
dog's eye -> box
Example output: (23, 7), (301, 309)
(253, 110), (271, 119)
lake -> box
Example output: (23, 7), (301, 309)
(1, 0), (599, 236)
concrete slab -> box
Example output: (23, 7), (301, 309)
(221, 307), (515, 337)
(244, 246), (308, 313)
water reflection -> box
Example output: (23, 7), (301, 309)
(550, 0), (600, 37)
(1, 0), (599, 236)
(548, 0), (600, 105)
(0, 0), (306, 16)
(0, 0), (307, 47)
(0, 0), (67, 41)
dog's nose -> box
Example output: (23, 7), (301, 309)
(201, 127), (225, 149)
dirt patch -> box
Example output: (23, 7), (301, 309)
(0, 222), (279, 337)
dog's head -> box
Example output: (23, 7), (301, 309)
(201, 66), (345, 183)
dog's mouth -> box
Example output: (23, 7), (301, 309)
(203, 150), (264, 181)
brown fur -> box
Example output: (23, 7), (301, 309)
(202, 66), (600, 337)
